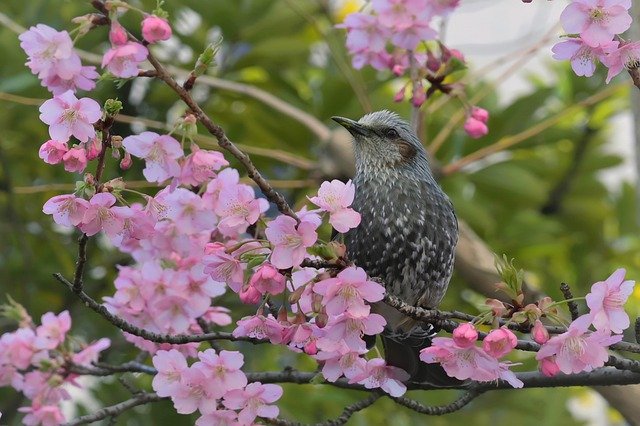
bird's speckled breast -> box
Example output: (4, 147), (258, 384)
(345, 171), (458, 309)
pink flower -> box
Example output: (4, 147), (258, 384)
(163, 188), (216, 234)
(19, 24), (79, 80)
(203, 243), (245, 293)
(313, 267), (384, 317)
(71, 338), (111, 366)
(316, 344), (367, 381)
(39, 90), (101, 143)
(19, 403), (65, 426)
(233, 314), (286, 344)
(463, 116), (488, 139)
(318, 312), (386, 352)
(552, 37), (618, 77)
(602, 41), (640, 83)
(249, 263), (286, 295)
(62, 146), (88, 173)
(308, 180), (361, 233)
(585, 268), (635, 333)
(142, 15), (172, 43)
(34, 311), (71, 350)
(122, 132), (184, 182)
(470, 106), (489, 123)
(0, 328), (38, 370)
(560, 0), (631, 47)
(41, 65), (98, 96)
(350, 358), (409, 397)
(42, 194), (89, 227)
(452, 322), (478, 348)
(102, 42), (148, 78)
(427, 0), (460, 17)
(38, 140), (68, 165)
(196, 410), (238, 426)
(532, 319), (550, 344)
(79, 192), (128, 237)
(171, 364), (216, 414)
(338, 13), (391, 71)
(109, 21), (128, 46)
(539, 356), (561, 377)
(152, 349), (189, 397)
(536, 314), (622, 374)
(180, 148), (228, 186)
(195, 349), (247, 398)
(215, 184), (269, 236)
(223, 382), (283, 425)
(265, 215), (318, 269)
(420, 336), (519, 385)
(483, 328), (517, 358)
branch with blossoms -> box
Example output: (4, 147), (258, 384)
(4, 1), (640, 425)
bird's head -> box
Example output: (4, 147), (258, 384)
(332, 110), (428, 175)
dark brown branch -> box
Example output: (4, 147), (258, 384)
(389, 390), (482, 415)
(559, 282), (580, 321)
(315, 394), (381, 426)
(63, 392), (165, 426)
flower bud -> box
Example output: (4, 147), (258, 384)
(109, 21), (128, 46)
(239, 285), (262, 305)
(470, 106), (489, 123)
(86, 136), (102, 161)
(289, 285), (306, 304)
(393, 86), (405, 103)
(392, 64), (405, 76)
(483, 328), (517, 358)
(411, 86), (426, 108)
(315, 312), (328, 328)
(141, 15), (172, 43)
(452, 322), (477, 348)
(110, 135), (123, 149)
(120, 151), (132, 170)
(485, 298), (507, 317)
(539, 357), (560, 377)
(426, 51), (441, 73)
(531, 319), (549, 344)
(463, 116), (488, 139)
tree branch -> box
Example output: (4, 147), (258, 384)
(389, 390), (482, 415)
(63, 392), (165, 426)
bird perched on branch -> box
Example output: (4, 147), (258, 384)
(332, 110), (458, 384)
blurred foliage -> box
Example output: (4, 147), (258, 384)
(0, 0), (638, 425)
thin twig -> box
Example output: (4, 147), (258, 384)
(315, 393), (381, 426)
(389, 390), (482, 415)
(559, 283), (580, 321)
(63, 393), (165, 426)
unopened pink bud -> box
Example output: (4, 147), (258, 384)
(452, 323), (477, 348)
(239, 285), (262, 305)
(411, 89), (426, 107)
(394, 87), (405, 103)
(449, 49), (465, 63)
(532, 320), (549, 344)
(486, 298), (507, 317)
(315, 312), (328, 328)
(470, 107), (489, 123)
(392, 64), (405, 76)
(426, 52), (440, 73)
(483, 328), (517, 358)
(463, 116), (488, 139)
(141, 15), (172, 43)
(304, 340), (318, 355)
(86, 137), (102, 161)
(109, 21), (128, 46)
(120, 151), (132, 170)
(540, 357), (560, 377)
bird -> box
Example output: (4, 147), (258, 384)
(332, 110), (459, 384)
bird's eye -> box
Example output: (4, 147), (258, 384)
(385, 128), (399, 138)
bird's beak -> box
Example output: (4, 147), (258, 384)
(331, 116), (367, 137)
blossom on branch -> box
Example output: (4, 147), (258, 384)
(585, 268), (635, 334)
(39, 90), (101, 143)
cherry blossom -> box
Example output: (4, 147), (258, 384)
(202, 243), (245, 293)
(560, 0), (631, 47)
(265, 215), (318, 269)
(142, 15), (173, 43)
(532, 320), (550, 344)
(313, 267), (384, 317)
(102, 42), (148, 78)
(308, 179), (361, 233)
(171, 364), (216, 414)
(452, 322), (478, 348)
(585, 268), (635, 333)
(318, 312), (386, 351)
(122, 132), (184, 183)
(34, 311), (70, 350)
(337, 13), (391, 70)
(180, 148), (229, 186)
(483, 328), (518, 358)
(536, 315), (622, 374)
(215, 184), (269, 236)
(61, 146), (88, 173)
(152, 350), (189, 397)
(39, 90), (101, 143)
(315, 343), (367, 381)
(109, 21), (128, 46)
(233, 314), (286, 344)
(195, 409), (238, 426)
(42, 194), (89, 227)
(79, 192), (128, 237)
(249, 263), (286, 295)
(463, 116), (488, 139)
(602, 41), (640, 83)
(38, 140), (68, 165)
(552, 37), (618, 77)
(194, 349), (247, 398)
(350, 358), (410, 397)
(223, 382), (283, 425)
(19, 403), (65, 426)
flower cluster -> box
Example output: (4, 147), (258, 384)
(552, 0), (639, 83)
(0, 307), (110, 425)
(420, 323), (524, 388)
(536, 269), (633, 376)
(152, 349), (282, 425)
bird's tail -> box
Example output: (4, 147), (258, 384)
(381, 324), (463, 386)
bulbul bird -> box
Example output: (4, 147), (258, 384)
(332, 110), (459, 384)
